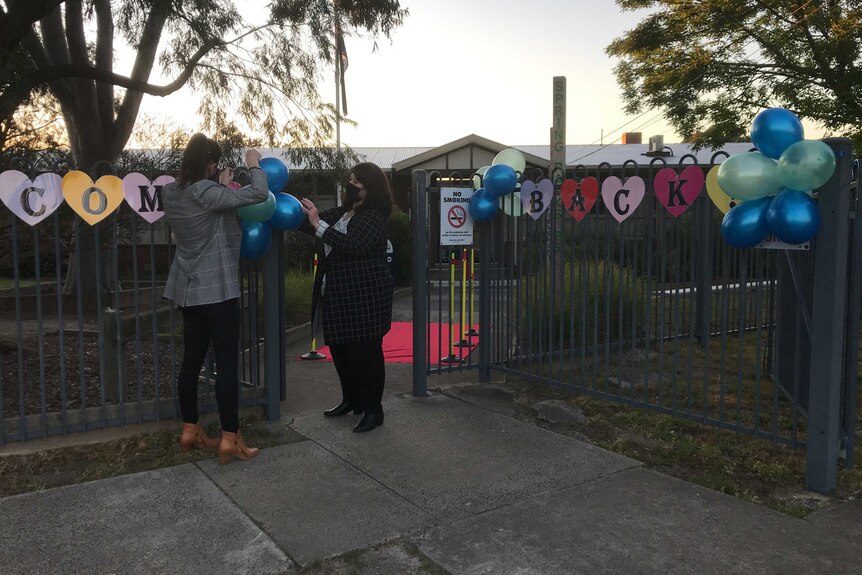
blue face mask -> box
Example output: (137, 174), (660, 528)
(345, 182), (362, 203)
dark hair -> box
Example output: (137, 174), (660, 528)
(351, 162), (393, 218)
(177, 133), (222, 187)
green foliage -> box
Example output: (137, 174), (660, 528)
(283, 268), (314, 326)
(387, 206), (412, 286)
(0, 1), (408, 165)
(607, 0), (862, 151)
(519, 259), (647, 348)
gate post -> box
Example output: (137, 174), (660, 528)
(263, 229), (284, 421)
(805, 137), (853, 493)
(412, 170), (428, 397)
(478, 213), (492, 382)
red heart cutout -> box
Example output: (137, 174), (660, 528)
(560, 177), (599, 221)
(653, 166), (704, 217)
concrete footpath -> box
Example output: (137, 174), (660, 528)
(1, 295), (860, 573)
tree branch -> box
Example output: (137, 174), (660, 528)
(112, 0), (181, 154)
(94, 0), (115, 131)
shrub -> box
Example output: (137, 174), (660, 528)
(518, 258), (647, 349)
(387, 207), (412, 286)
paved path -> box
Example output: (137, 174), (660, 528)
(1, 298), (859, 574)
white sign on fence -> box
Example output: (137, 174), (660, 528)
(440, 187), (474, 246)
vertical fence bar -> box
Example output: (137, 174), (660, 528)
(53, 212), (68, 434)
(805, 138), (853, 493)
(263, 229), (283, 421)
(842, 159), (860, 469)
(412, 170), (428, 396)
(479, 210), (492, 382)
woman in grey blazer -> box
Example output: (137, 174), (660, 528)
(162, 133), (268, 464)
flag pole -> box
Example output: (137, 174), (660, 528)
(335, 35), (343, 208)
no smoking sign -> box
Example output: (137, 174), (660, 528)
(440, 188), (473, 246)
(448, 205), (467, 228)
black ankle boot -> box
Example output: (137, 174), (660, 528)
(353, 412), (384, 433)
(323, 401), (361, 417)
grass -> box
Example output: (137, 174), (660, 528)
(510, 375), (861, 518)
(0, 411), (304, 497)
(0, 277), (38, 290)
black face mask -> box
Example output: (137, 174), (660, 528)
(345, 182), (362, 203)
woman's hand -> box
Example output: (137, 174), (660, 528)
(245, 148), (262, 168)
(218, 167), (234, 186)
(300, 198), (320, 229)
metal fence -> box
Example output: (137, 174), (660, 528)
(0, 166), (277, 444)
(411, 139), (860, 492)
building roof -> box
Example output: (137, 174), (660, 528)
(259, 134), (753, 172)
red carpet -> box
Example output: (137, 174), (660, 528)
(302, 322), (478, 365)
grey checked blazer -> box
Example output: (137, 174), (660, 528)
(162, 168), (269, 307)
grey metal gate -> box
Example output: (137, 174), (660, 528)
(0, 162), (280, 445)
(411, 140), (859, 493)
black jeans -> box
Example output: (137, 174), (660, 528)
(177, 298), (241, 433)
(328, 340), (385, 415)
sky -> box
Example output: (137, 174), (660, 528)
(135, 0), (820, 149)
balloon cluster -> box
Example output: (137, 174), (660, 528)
(718, 108), (836, 248)
(239, 157), (305, 260)
(469, 148), (525, 222)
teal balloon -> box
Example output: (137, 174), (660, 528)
(720, 196), (771, 248)
(469, 188), (498, 222)
(237, 191), (276, 222)
(750, 108), (804, 159)
(716, 152), (781, 201)
(260, 157), (290, 193)
(767, 189), (820, 244)
(268, 192), (304, 230)
(777, 140), (836, 192)
(239, 220), (272, 260)
(484, 164), (517, 197)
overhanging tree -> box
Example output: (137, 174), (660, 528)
(0, 0), (406, 293)
(606, 0), (862, 149)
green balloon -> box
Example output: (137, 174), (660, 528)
(472, 165), (490, 190)
(716, 152), (781, 201)
(238, 191), (277, 222)
(499, 187), (525, 216)
(777, 140), (836, 191)
(493, 148), (526, 175)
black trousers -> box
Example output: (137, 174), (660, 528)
(177, 298), (241, 433)
(328, 340), (385, 415)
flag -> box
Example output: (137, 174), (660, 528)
(335, 23), (348, 115)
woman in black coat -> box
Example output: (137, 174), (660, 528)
(300, 162), (394, 433)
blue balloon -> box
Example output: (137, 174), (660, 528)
(751, 108), (804, 160)
(469, 188), (498, 222)
(240, 220), (272, 260)
(260, 157), (290, 193)
(720, 197), (771, 248)
(767, 189), (820, 244)
(483, 164), (517, 197)
(268, 192), (305, 231)
(237, 191), (276, 222)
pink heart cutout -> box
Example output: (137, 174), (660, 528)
(601, 176), (645, 223)
(123, 173), (175, 224)
(653, 166), (704, 217)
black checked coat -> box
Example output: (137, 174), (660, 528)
(305, 206), (394, 345)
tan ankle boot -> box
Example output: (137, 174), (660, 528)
(179, 423), (219, 452)
(218, 430), (259, 464)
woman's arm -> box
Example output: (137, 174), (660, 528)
(318, 210), (386, 256)
(194, 149), (268, 211)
